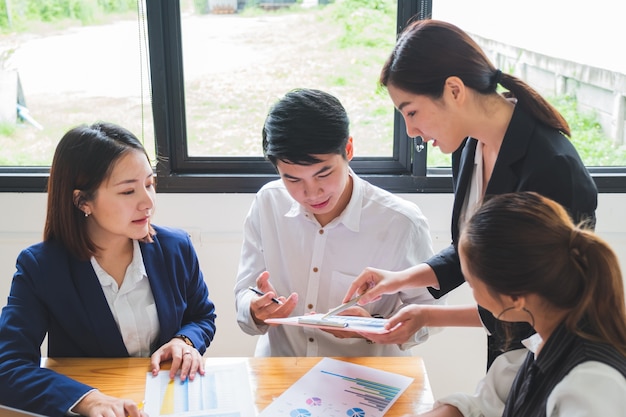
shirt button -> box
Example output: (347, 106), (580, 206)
(313, 267), (318, 273)
(307, 304), (314, 310)
(308, 338), (314, 343)
(319, 229), (324, 234)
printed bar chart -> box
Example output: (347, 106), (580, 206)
(258, 357), (413, 417)
(321, 370), (403, 412)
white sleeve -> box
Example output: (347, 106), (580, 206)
(435, 348), (527, 417)
(547, 361), (626, 417)
(233, 195), (269, 335)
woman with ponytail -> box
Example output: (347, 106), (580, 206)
(419, 191), (626, 416)
(343, 19), (598, 368)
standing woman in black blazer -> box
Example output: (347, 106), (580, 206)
(343, 19), (598, 368)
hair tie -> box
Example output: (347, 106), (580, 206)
(491, 69), (502, 90)
(569, 229), (588, 271)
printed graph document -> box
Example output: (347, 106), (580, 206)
(144, 358), (255, 417)
(265, 313), (391, 334)
(258, 357), (413, 417)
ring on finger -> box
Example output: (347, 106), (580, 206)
(184, 350), (192, 355)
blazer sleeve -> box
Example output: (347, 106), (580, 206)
(0, 248), (94, 416)
(146, 226), (217, 354)
(425, 243), (465, 298)
(423, 141), (469, 299)
(174, 236), (217, 354)
(521, 152), (597, 228)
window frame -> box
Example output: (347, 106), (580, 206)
(1, 0), (625, 193)
(146, 0), (440, 193)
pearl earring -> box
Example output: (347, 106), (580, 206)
(84, 212), (90, 217)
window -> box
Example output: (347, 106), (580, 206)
(0, 0), (153, 190)
(1, 0), (625, 193)
(148, 0), (441, 193)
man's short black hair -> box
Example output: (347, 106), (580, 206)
(262, 88), (350, 166)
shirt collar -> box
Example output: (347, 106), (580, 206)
(522, 332), (543, 356)
(91, 240), (147, 292)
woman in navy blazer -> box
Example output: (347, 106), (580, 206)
(0, 123), (216, 417)
(343, 19), (597, 368)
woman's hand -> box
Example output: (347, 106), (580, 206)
(361, 304), (483, 344)
(358, 304), (431, 345)
(342, 267), (408, 305)
(72, 390), (146, 417)
(150, 337), (205, 381)
(342, 264), (438, 305)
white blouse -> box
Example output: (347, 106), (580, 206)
(436, 335), (626, 417)
(461, 139), (484, 222)
(91, 240), (160, 357)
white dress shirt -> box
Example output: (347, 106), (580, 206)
(91, 240), (160, 357)
(437, 334), (626, 416)
(235, 171), (442, 357)
(461, 139), (484, 221)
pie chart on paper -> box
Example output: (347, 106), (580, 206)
(290, 409), (312, 417)
(306, 397), (322, 406)
(346, 407), (366, 417)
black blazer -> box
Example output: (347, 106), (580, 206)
(424, 106), (598, 366)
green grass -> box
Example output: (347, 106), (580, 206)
(553, 95), (626, 166)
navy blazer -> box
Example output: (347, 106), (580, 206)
(425, 106), (598, 366)
(0, 225), (217, 416)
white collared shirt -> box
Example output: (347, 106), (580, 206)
(91, 240), (160, 357)
(436, 336), (626, 417)
(461, 139), (484, 222)
(235, 170), (442, 357)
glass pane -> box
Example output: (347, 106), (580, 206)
(181, 0), (397, 158)
(434, 0), (626, 167)
(0, 1), (154, 166)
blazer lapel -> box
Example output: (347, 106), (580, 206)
(141, 238), (179, 349)
(69, 260), (129, 356)
(451, 138), (476, 236)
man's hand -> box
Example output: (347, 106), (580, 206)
(250, 271), (298, 325)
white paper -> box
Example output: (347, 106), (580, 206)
(258, 357), (413, 417)
(144, 359), (255, 417)
(265, 314), (391, 334)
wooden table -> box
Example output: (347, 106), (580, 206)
(42, 356), (434, 415)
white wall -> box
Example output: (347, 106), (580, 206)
(1, 192), (625, 400)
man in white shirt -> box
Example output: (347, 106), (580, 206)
(234, 88), (443, 356)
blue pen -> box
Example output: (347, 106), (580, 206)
(248, 286), (283, 305)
